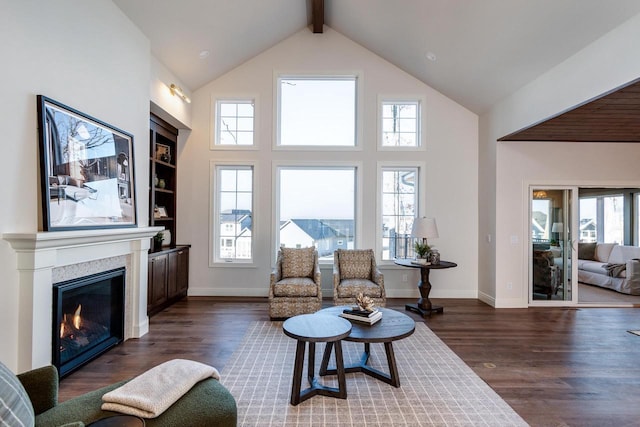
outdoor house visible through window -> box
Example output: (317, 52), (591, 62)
(277, 76), (356, 147)
(381, 101), (420, 147)
(215, 165), (253, 261)
(277, 167), (356, 260)
(381, 167), (418, 260)
(215, 100), (254, 146)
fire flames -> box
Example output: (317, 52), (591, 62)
(59, 304), (83, 338)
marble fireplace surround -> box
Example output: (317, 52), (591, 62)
(4, 227), (162, 372)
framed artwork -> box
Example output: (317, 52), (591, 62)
(37, 95), (137, 231)
(154, 206), (168, 219)
(155, 143), (171, 162)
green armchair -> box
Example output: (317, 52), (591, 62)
(1, 361), (237, 427)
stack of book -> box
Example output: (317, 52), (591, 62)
(340, 307), (382, 325)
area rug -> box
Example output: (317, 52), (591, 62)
(220, 321), (528, 426)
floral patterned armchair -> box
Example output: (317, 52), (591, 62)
(333, 249), (386, 307)
(269, 247), (322, 319)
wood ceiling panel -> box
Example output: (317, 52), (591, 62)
(498, 78), (640, 142)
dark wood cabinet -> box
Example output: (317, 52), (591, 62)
(148, 246), (190, 316)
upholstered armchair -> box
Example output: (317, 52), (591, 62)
(269, 247), (322, 319)
(533, 250), (560, 299)
(333, 249), (386, 307)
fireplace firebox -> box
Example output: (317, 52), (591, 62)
(52, 268), (125, 378)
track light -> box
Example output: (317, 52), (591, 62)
(170, 84), (191, 103)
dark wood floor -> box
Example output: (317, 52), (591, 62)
(59, 298), (640, 427)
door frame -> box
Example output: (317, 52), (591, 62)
(526, 184), (579, 306)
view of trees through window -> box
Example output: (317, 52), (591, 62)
(381, 102), (419, 147)
(381, 168), (417, 260)
(215, 100), (254, 146)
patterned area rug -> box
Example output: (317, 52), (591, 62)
(221, 321), (528, 426)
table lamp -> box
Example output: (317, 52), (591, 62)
(412, 217), (439, 245)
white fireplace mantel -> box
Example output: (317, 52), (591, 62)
(4, 226), (162, 372)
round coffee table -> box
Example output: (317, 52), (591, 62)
(283, 313), (352, 405)
(317, 306), (415, 387)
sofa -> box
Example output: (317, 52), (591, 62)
(0, 361), (237, 427)
(577, 242), (640, 295)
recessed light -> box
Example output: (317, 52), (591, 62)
(199, 50), (210, 59)
(425, 52), (437, 62)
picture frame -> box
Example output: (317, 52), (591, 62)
(155, 143), (171, 163)
(37, 95), (137, 231)
(154, 206), (168, 219)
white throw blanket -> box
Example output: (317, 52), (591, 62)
(101, 359), (220, 418)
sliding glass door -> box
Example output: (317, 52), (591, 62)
(530, 187), (577, 304)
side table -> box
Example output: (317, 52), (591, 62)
(283, 313), (352, 405)
(394, 259), (457, 317)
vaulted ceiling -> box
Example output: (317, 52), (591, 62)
(113, 0), (640, 114)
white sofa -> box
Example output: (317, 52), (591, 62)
(577, 243), (640, 295)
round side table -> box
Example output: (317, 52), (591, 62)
(283, 313), (352, 405)
(394, 259), (457, 317)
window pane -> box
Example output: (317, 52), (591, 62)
(579, 198), (596, 242)
(381, 168), (418, 260)
(279, 77), (356, 146)
(604, 195), (624, 244)
(216, 101), (255, 146)
(278, 167), (355, 259)
(216, 166), (253, 260)
(381, 101), (420, 147)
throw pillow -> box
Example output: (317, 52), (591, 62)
(338, 250), (373, 280)
(281, 247), (315, 278)
(0, 361), (35, 426)
(578, 242), (597, 260)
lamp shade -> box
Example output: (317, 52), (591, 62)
(412, 217), (439, 239)
(551, 222), (563, 233)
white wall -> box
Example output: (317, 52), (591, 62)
(481, 13), (640, 307)
(0, 0), (150, 371)
(150, 56), (192, 130)
(180, 27), (478, 299)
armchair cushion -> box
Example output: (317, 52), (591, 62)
(273, 277), (319, 297)
(336, 279), (383, 298)
(337, 249), (372, 279)
(0, 360), (35, 426)
(281, 247), (315, 278)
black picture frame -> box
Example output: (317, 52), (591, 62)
(37, 95), (137, 231)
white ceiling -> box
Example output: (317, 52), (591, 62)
(113, 0), (640, 113)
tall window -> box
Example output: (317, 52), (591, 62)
(214, 100), (255, 146)
(277, 76), (357, 147)
(380, 167), (418, 260)
(380, 101), (420, 147)
(277, 166), (356, 260)
(579, 195), (624, 244)
(213, 165), (253, 262)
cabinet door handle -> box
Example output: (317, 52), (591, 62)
(178, 251), (183, 255)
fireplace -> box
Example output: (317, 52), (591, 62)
(53, 268), (125, 377)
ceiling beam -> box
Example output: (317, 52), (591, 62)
(312, 0), (324, 33)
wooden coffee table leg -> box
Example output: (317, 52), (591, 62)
(290, 340), (306, 405)
(384, 342), (400, 387)
(307, 342), (316, 385)
(320, 341), (333, 375)
(333, 340), (347, 399)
